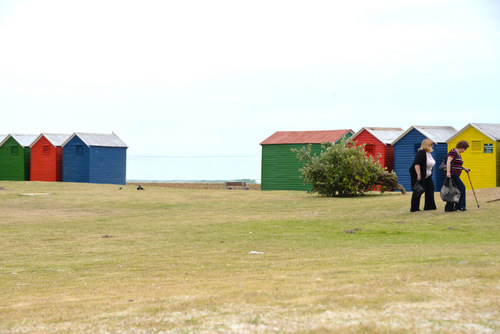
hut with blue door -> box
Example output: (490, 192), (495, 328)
(62, 132), (128, 185)
(392, 126), (457, 192)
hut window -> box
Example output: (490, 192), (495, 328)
(471, 141), (482, 153)
(43, 145), (50, 154)
(11, 146), (18, 155)
(364, 144), (375, 155)
(76, 145), (83, 155)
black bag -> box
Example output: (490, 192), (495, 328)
(440, 178), (460, 203)
(439, 156), (455, 172)
(412, 182), (425, 196)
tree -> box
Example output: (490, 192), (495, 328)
(293, 139), (405, 197)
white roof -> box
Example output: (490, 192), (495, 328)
(30, 133), (72, 148)
(352, 127), (405, 145)
(392, 126), (457, 145)
(0, 134), (7, 143)
(447, 123), (500, 142)
(62, 132), (128, 148)
(0, 134), (39, 147)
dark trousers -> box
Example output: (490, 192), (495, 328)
(410, 176), (436, 212)
(445, 175), (466, 211)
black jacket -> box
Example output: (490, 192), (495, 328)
(409, 150), (429, 180)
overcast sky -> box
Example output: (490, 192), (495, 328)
(1, 0), (499, 156)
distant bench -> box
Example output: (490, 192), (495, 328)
(225, 181), (249, 190)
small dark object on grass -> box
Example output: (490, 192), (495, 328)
(446, 227), (456, 230)
(137, 185), (145, 190)
(119, 187), (122, 190)
(353, 227), (362, 231)
(343, 229), (356, 234)
(397, 221), (406, 224)
(101, 235), (113, 238)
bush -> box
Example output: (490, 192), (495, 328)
(293, 139), (404, 197)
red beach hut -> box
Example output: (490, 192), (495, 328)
(351, 127), (404, 172)
(30, 133), (71, 182)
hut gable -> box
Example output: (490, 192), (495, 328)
(1, 134), (38, 148)
(30, 133), (71, 182)
(31, 133), (72, 148)
(62, 132), (128, 185)
(447, 123), (500, 189)
(447, 123), (500, 142)
(62, 132), (128, 148)
(260, 129), (354, 191)
(0, 134), (38, 181)
(260, 130), (354, 145)
(392, 126), (457, 145)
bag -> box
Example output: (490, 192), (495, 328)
(412, 182), (425, 196)
(439, 155), (455, 172)
(440, 178), (461, 203)
(438, 157), (447, 171)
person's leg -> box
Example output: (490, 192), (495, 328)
(452, 175), (466, 210)
(410, 175), (421, 212)
(423, 177), (436, 210)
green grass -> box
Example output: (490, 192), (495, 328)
(0, 181), (499, 333)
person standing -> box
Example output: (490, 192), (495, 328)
(445, 140), (470, 212)
(409, 139), (437, 212)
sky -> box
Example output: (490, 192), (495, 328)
(1, 0), (499, 157)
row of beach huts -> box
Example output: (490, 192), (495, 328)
(2, 123), (499, 191)
(0, 132), (127, 185)
(260, 123), (500, 192)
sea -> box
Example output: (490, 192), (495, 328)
(126, 155), (261, 183)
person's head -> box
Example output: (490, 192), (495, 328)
(456, 140), (470, 150)
(419, 139), (434, 153)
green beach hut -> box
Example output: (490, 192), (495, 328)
(0, 134), (38, 181)
(260, 129), (354, 191)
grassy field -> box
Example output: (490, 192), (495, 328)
(0, 181), (499, 333)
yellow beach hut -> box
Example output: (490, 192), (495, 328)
(446, 123), (500, 189)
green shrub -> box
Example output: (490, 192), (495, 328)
(293, 139), (403, 197)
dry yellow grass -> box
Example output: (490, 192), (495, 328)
(0, 181), (499, 333)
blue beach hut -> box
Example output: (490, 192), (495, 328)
(62, 132), (128, 185)
(392, 126), (457, 192)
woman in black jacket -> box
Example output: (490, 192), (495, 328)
(409, 139), (437, 212)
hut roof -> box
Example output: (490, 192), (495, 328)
(260, 130), (353, 145)
(0, 134), (39, 147)
(447, 123), (500, 142)
(392, 126), (457, 145)
(62, 132), (128, 148)
(352, 127), (405, 145)
(30, 133), (72, 148)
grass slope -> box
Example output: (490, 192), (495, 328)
(0, 181), (499, 333)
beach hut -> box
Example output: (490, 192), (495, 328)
(260, 129), (354, 191)
(62, 132), (128, 185)
(351, 127), (404, 172)
(0, 134), (38, 181)
(446, 123), (500, 189)
(30, 133), (71, 182)
(392, 126), (457, 192)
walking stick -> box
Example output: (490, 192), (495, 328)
(466, 170), (480, 208)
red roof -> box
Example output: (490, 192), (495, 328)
(260, 130), (353, 145)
